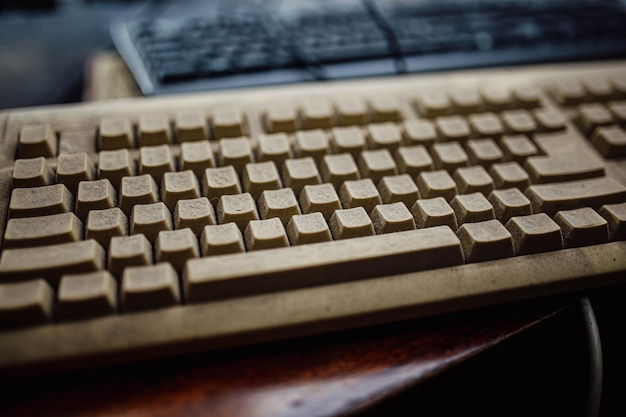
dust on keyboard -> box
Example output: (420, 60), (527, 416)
(0, 61), (626, 374)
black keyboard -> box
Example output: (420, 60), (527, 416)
(112, 0), (626, 96)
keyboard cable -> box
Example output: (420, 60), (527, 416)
(580, 294), (602, 417)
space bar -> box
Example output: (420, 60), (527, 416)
(183, 225), (465, 302)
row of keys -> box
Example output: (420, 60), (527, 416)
(17, 95), (552, 159)
(8, 150), (625, 227)
(5, 172), (626, 260)
(550, 76), (626, 106)
(9, 138), (612, 221)
(3, 201), (626, 328)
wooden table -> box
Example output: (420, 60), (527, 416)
(0, 297), (581, 417)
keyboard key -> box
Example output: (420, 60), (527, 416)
(456, 219), (515, 262)
(184, 226), (464, 302)
(339, 179), (382, 214)
(108, 234), (153, 279)
(0, 240), (105, 286)
(0, 280), (54, 327)
(85, 207), (128, 249)
(301, 99), (334, 129)
(119, 174), (159, 216)
(173, 197), (216, 236)
(175, 109), (208, 142)
(329, 207), (375, 240)
(366, 123), (402, 151)
(98, 149), (135, 189)
(335, 97), (368, 126)
(598, 202), (626, 240)
(394, 145), (433, 176)
(592, 125), (626, 158)
(431, 142), (469, 171)
(265, 104), (299, 133)
(550, 78), (586, 105)
(76, 179), (117, 220)
(505, 213), (563, 255)
(435, 116), (470, 142)
(212, 108), (246, 139)
(139, 144), (175, 183)
(257, 133), (293, 166)
(553, 207), (609, 248)
(370, 202), (416, 234)
(161, 170), (200, 211)
(294, 130), (330, 161)
(219, 137), (254, 173)
(526, 177), (626, 217)
(200, 223), (245, 256)
(56, 152), (95, 194)
(576, 103), (614, 135)
(533, 108), (567, 133)
(99, 116), (134, 150)
(511, 85), (540, 108)
(368, 96), (401, 122)
(299, 183), (342, 220)
(180, 141), (215, 177)
(9, 183), (73, 219)
(18, 123), (56, 158)
(258, 188), (301, 225)
(4, 212), (83, 249)
(358, 149), (397, 183)
(608, 101), (626, 125)
(416, 90), (451, 117)
(286, 212), (332, 245)
(450, 88), (482, 114)
(202, 166), (242, 205)
(122, 263), (180, 312)
(331, 126), (367, 157)
(501, 110), (537, 135)
(454, 166), (494, 196)
(242, 161), (282, 200)
(480, 86), (513, 111)
(501, 135), (539, 163)
(156, 228), (200, 271)
(524, 154), (604, 184)
(12, 157), (54, 188)
(489, 162), (530, 190)
(468, 112), (504, 139)
(281, 157), (321, 195)
(377, 174), (419, 207)
(583, 77), (614, 101)
(450, 192), (495, 224)
(403, 119), (437, 147)
(416, 169), (458, 201)
(138, 113), (171, 146)
(411, 197), (458, 229)
(216, 193), (259, 231)
(466, 139), (503, 167)
(244, 218), (289, 251)
(131, 202), (173, 242)
(57, 271), (118, 320)
(488, 188), (533, 224)
(320, 153), (360, 189)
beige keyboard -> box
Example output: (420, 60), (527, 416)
(1, 60), (626, 376)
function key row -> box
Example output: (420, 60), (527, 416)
(550, 74), (626, 106)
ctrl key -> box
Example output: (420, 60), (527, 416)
(505, 213), (563, 255)
(0, 280), (54, 328)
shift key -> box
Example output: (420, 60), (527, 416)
(0, 240), (105, 287)
(526, 177), (626, 216)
